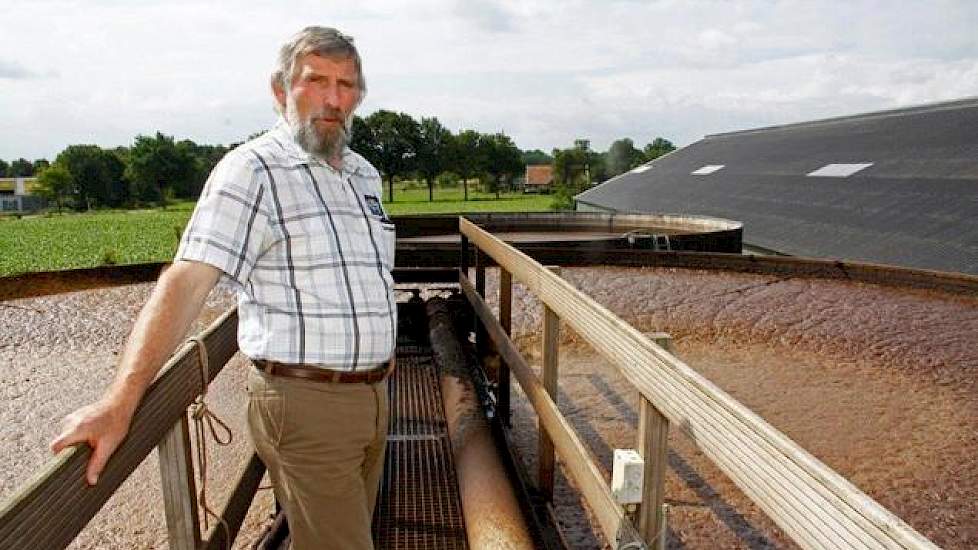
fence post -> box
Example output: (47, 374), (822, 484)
(459, 233), (469, 278)
(637, 333), (673, 549)
(159, 415), (201, 550)
(498, 269), (513, 427)
(538, 266), (561, 501)
(475, 250), (487, 356)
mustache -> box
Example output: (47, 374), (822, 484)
(309, 108), (347, 122)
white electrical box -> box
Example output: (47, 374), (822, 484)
(611, 448), (645, 505)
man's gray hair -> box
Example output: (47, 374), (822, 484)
(272, 26), (366, 94)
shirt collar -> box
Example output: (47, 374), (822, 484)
(270, 117), (362, 175)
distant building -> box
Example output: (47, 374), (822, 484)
(0, 177), (46, 213)
(575, 97), (978, 275)
(524, 165), (553, 193)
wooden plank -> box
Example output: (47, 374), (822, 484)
(498, 269), (513, 426)
(638, 333), (672, 548)
(0, 308), (239, 550)
(475, 250), (487, 357)
(159, 416), (201, 550)
(538, 266), (561, 502)
(203, 453), (267, 550)
(391, 267), (460, 284)
(500, 269), (513, 336)
(459, 235), (469, 276)
(637, 401), (669, 549)
(459, 275), (645, 548)
(459, 218), (939, 550)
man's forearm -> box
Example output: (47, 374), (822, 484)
(104, 261), (221, 413)
(51, 260), (222, 484)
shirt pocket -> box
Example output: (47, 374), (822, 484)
(374, 218), (396, 272)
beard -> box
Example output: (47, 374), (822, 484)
(285, 94), (352, 161)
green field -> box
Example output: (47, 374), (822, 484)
(0, 183), (555, 276)
(384, 183), (553, 215)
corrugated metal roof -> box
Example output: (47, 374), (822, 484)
(576, 97), (978, 275)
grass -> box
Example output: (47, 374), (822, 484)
(0, 183), (555, 276)
(384, 182), (553, 215)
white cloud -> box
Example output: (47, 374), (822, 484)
(1, 0), (977, 159)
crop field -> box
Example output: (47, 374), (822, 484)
(0, 183), (554, 276)
(0, 205), (194, 277)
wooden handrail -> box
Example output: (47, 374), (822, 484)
(459, 217), (940, 550)
(459, 274), (645, 548)
(0, 308), (241, 549)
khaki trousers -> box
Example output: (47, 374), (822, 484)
(247, 368), (388, 550)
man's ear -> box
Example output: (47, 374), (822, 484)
(271, 78), (287, 112)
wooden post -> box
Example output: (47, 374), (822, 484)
(459, 233), (469, 279)
(159, 415), (201, 550)
(498, 269), (513, 426)
(637, 333), (673, 548)
(475, 250), (487, 357)
(538, 266), (561, 501)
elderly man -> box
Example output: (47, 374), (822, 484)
(51, 27), (396, 549)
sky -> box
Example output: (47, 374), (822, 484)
(2, 0), (977, 161)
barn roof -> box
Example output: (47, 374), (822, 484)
(575, 97), (978, 275)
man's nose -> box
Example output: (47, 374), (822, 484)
(322, 84), (341, 109)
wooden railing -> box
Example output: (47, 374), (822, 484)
(0, 308), (264, 550)
(459, 217), (941, 550)
(0, 267), (459, 550)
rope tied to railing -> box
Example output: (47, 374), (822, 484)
(187, 335), (233, 549)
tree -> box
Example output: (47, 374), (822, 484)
(606, 138), (644, 177)
(551, 139), (603, 210)
(483, 133), (524, 198)
(55, 145), (125, 209)
(350, 115), (378, 160)
(414, 117), (452, 202)
(522, 149), (552, 166)
(447, 129), (486, 201)
(33, 158), (50, 172)
(642, 137), (676, 162)
(127, 132), (198, 206)
(363, 110), (420, 203)
(9, 158), (34, 177)
(35, 164), (73, 213)
(174, 139), (208, 198)
(0, 159), (8, 177)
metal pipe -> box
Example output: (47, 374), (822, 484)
(426, 298), (535, 550)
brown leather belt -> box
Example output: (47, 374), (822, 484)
(252, 359), (393, 384)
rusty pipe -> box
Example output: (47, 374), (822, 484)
(426, 298), (535, 550)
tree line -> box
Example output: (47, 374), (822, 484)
(7, 110), (674, 212)
(550, 136), (676, 209)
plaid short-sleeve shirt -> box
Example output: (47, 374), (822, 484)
(176, 119), (396, 370)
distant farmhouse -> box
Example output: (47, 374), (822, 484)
(524, 164), (553, 193)
(0, 177), (44, 213)
(575, 97), (978, 276)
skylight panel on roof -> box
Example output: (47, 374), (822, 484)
(807, 163), (874, 177)
(631, 165), (652, 174)
(691, 165), (725, 175)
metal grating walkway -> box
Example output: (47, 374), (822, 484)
(372, 310), (468, 550)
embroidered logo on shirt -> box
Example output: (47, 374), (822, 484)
(364, 195), (384, 217)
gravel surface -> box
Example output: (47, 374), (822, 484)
(3, 266), (977, 549)
(1, 283), (274, 549)
(483, 266), (978, 549)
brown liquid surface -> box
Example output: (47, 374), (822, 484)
(483, 266), (978, 549)
(4, 266), (977, 548)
